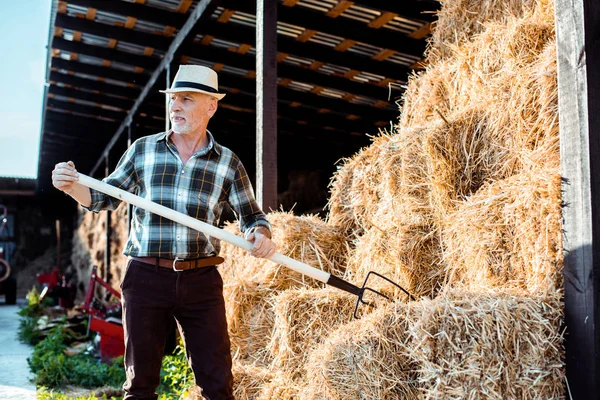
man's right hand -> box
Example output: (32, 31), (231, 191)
(52, 161), (79, 194)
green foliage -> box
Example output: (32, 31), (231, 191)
(29, 324), (126, 389)
(36, 387), (120, 400)
(158, 342), (194, 398)
(28, 316), (195, 400)
(17, 286), (54, 345)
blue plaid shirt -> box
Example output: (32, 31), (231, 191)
(85, 130), (271, 259)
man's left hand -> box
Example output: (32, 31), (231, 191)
(246, 227), (277, 259)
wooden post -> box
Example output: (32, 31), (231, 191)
(165, 63), (171, 133)
(255, 0), (278, 211)
(556, 1), (600, 398)
(104, 155), (111, 283)
(127, 124), (133, 235)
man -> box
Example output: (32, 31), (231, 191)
(52, 65), (277, 400)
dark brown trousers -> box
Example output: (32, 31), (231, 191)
(120, 259), (233, 400)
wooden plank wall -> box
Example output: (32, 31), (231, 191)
(556, 0), (600, 398)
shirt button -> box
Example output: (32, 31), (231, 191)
(181, 170), (185, 174)
(178, 193), (182, 197)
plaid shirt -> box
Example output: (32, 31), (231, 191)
(85, 130), (271, 259)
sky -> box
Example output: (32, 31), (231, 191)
(0, 1), (51, 178)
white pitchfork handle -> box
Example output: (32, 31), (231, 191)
(77, 173), (332, 284)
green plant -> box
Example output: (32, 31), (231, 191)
(29, 324), (126, 389)
(158, 342), (194, 398)
(36, 386), (120, 399)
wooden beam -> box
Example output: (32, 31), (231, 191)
(368, 12), (397, 29)
(199, 20), (412, 82)
(63, 0), (186, 27)
(256, 0), (278, 211)
(556, 0), (600, 398)
(47, 98), (126, 121)
(49, 70), (140, 99)
(221, 0), (427, 58)
(349, 0), (439, 22)
(176, 0), (193, 14)
(326, 1), (354, 18)
(52, 36), (158, 70)
(182, 42), (402, 100)
(51, 57), (148, 86)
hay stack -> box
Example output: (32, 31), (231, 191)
(327, 131), (443, 298)
(219, 211), (349, 291)
(441, 168), (563, 295)
(221, 211), (350, 367)
(305, 290), (564, 400)
(267, 288), (357, 375)
(70, 203), (129, 294)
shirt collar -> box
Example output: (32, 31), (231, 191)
(157, 130), (221, 156)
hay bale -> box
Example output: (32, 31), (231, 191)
(305, 290), (564, 400)
(401, 10), (555, 132)
(427, 0), (545, 63)
(256, 372), (302, 400)
(304, 303), (418, 400)
(233, 363), (274, 400)
(346, 226), (442, 299)
(219, 211), (349, 291)
(327, 132), (433, 236)
(267, 288), (357, 375)
(224, 278), (275, 366)
(410, 290), (565, 399)
(327, 131), (444, 298)
(441, 169), (563, 295)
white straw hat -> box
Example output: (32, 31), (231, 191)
(160, 65), (226, 100)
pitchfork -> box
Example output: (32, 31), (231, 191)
(77, 174), (413, 318)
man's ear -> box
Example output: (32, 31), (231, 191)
(207, 98), (218, 117)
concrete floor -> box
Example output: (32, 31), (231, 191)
(0, 296), (36, 400)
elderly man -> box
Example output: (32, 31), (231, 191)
(52, 65), (277, 400)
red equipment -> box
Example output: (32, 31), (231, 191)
(83, 265), (125, 362)
(37, 220), (76, 308)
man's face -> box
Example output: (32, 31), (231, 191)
(169, 91), (217, 135)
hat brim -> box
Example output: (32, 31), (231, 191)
(160, 87), (226, 100)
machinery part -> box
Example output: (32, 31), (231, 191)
(0, 258), (10, 283)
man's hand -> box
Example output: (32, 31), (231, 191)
(246, 227), (277, 259)
(52, 161), (79, 194)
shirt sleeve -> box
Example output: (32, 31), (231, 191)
(228, 160), (272, 236)
(83, 143), (138, 213)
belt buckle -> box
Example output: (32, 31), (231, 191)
(173, 257), (185, 271)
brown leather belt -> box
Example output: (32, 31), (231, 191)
(130, 256), (225, 271)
